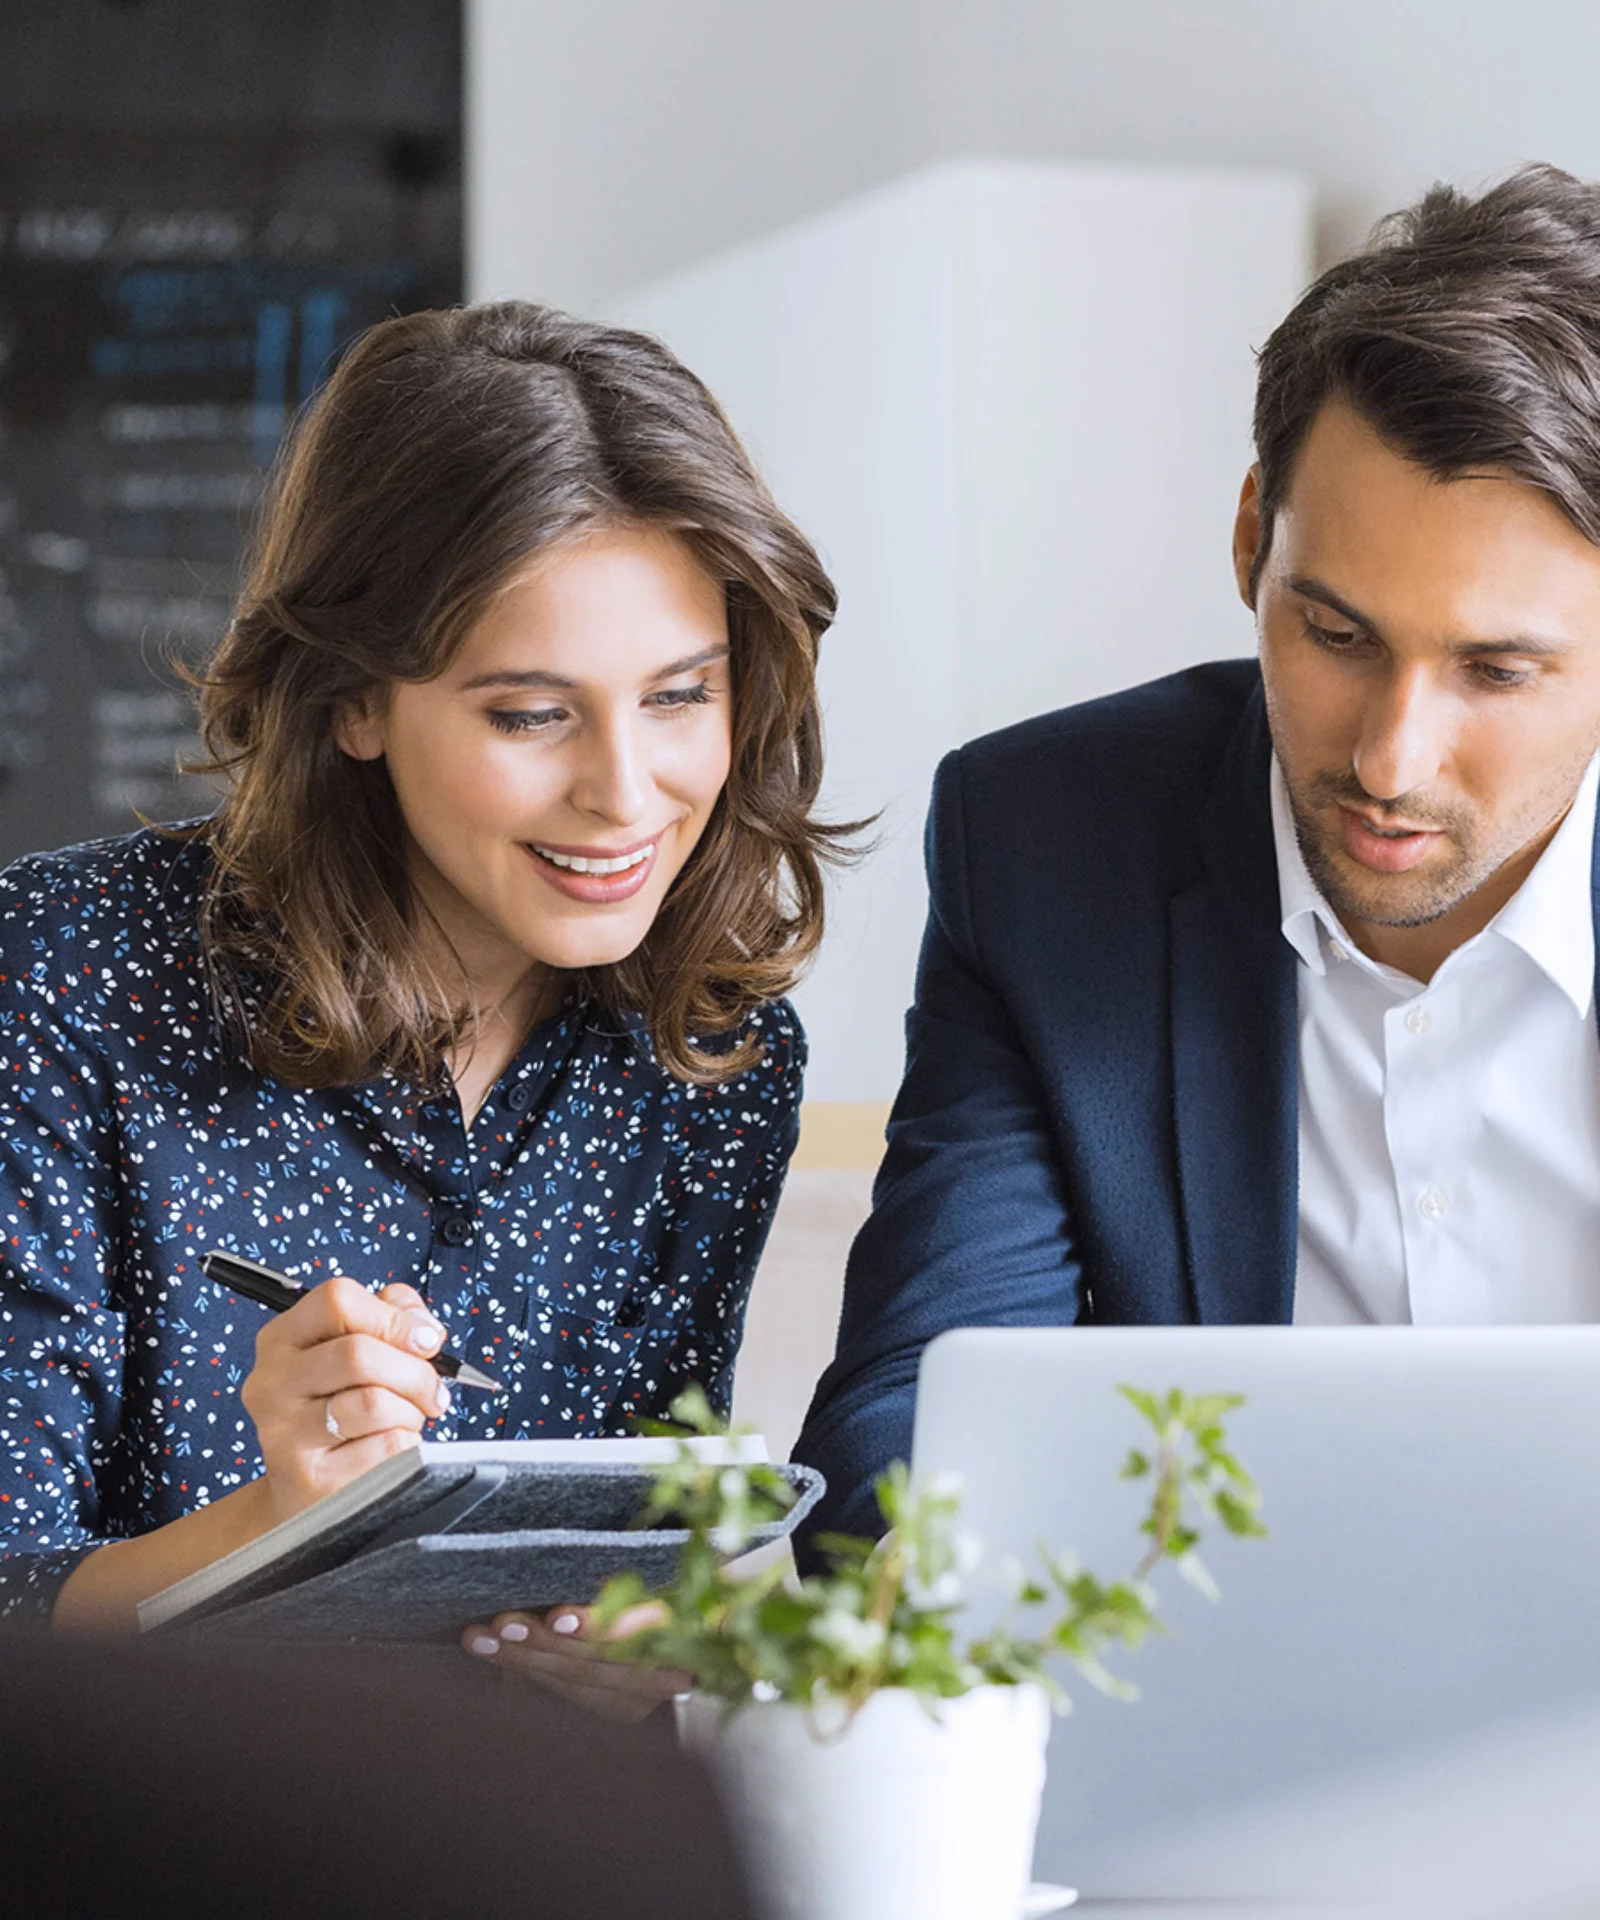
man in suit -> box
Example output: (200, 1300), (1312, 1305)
(795, 162), (1600, 1540)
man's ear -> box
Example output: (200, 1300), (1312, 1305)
(1232, 465), (1265, 611)
(334, 694), (386, 763)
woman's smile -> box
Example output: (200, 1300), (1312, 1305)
(522, 831), (663, 903)
(339, 524), (733, 999)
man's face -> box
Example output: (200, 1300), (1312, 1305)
(1235, 400), (1600, 968)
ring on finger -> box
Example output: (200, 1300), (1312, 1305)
(324, 1397), (344, 1442)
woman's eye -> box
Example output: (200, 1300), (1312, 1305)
(487, 707), (566, 735)
(649, 684), (714, 711)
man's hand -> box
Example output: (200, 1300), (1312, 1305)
(462, 1602), (692, 1724)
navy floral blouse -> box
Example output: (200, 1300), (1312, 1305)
(0, 827), (803, 1618)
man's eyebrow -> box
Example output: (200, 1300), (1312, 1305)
(1287, 576), (1378, 633)
(1287, 575), (1571, 657)
(456, 644), (730, 693)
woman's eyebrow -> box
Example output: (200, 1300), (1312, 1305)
(457, 667), (577, 691)
(647, 644), (730, 680)
(457, 645), (730, 693)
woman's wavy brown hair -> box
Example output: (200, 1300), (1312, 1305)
(192, 301), (850, 1089)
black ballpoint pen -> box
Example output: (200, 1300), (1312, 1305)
(199, 1249), (505, 1392)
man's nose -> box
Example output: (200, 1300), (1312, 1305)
(1351, 668), (1449, 804)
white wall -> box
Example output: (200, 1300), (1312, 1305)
(469, 0), (1600, 311)
(601, 161), (1308, 1103)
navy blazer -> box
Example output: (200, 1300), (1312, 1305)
(793, 659), (1309, 1540)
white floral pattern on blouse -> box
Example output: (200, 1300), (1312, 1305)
(0, 828), (803, 1616)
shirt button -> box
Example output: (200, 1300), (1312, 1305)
(1417, 1188), (1448, 1222)
(439, 1211), (474, 1247)
(1405, 1005), (1433, 1035)
(506, 1082), (533, 1113)
(1328, 940), (1350, 963)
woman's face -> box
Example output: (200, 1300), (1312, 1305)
(340, 525), (733, 1002)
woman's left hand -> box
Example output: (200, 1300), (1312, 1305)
(461, 1602), (692, 1724)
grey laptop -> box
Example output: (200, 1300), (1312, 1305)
(910, 1326), (1600, 1899)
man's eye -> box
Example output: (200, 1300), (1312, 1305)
(487, 708), (565, 734)
(1304, 619), (1363, 651)
(1470, 661), (1533, 689)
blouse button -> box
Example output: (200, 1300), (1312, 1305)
(614, 1297), (646, 1329)
(439, 1211), (474, 1248)
(506, 1082), (533, 1113)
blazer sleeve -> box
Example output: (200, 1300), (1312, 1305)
(791, 748), (1082, 1545)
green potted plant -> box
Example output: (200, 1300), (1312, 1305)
(591, 1385), (1265, 1920)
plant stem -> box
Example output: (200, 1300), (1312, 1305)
(1133, 1429), (1181, 1581)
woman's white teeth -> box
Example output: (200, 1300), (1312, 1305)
(535, 845), (651, 875)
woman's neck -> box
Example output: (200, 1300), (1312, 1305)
(446, 963), (564, 1128)
(402, 863), (564, 1125)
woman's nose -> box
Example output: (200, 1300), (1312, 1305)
(571, 719), (651, 825)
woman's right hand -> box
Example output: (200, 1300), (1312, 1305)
(240, 1278), (451, 1524)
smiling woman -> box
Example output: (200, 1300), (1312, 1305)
(0, 304), (848, 1665)
(201, 303), (845, 1091)
(333, 527), (737, 1119)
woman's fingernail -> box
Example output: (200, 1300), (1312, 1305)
(550, 1612), (582, 1636)
(467, 1634), (499, 1657)
(434, 1381), (451, 1416)
(499, 1620), (530, 1642)
(410, 1317), (445, 1353)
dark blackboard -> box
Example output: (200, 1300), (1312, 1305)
(0, 0), (461, 862)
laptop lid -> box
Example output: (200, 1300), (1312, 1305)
(910, 1326), (1600, 1898)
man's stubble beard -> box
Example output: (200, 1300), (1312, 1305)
(1284, 768), (1487, 931)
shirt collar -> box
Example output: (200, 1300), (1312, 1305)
(1269, 751), (1600, 1013)
(1269, 756), (1339, 977)
(1490, 750), (1598, 1015)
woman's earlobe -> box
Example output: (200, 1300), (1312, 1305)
(334, 702), (386, 762)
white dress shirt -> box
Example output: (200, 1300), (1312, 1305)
(1271, 753), (1600, 1324)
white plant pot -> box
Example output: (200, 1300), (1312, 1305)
(678, 1683), (1051, 1920)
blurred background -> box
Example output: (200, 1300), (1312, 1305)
(4, 0), (1597, 1452)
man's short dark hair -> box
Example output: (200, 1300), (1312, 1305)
(1250, 163), (1600, 598)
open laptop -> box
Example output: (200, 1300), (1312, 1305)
(910, 1326), (1600, 1899)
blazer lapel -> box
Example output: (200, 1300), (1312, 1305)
(1167, 683), (1298, 1323)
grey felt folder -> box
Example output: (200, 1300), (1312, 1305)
(138, 1439), (824, 1643)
